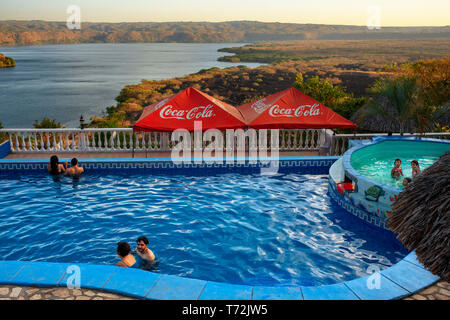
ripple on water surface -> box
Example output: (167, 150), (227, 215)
(0, 172), (408, 286)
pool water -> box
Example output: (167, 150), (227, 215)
(0, 172), (408, 286)
(351, 140), (449, 189)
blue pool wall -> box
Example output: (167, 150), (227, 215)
(0, 155), (441, 299)
(329, 136), (450, 228)
(0, 156), (337, 176)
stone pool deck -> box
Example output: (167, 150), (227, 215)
(0, 281), (448, 301)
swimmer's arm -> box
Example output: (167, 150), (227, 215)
(144, 249), (155, 261)
(116, 261), (126, 267)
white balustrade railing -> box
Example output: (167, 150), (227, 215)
(3, 128), (447, 155)
(0, 128), (327, 153)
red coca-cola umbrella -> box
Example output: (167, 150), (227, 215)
(238, 87), (356, 129)
(133, 87), (246, 132)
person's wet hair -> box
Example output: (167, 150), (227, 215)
(71, 158), (78, 166)
(50, 155), (59, 175)
(394, 158), (401, 164)
(411, 160), (419, 166)
(137, 236), (149, 245)
(117, 241), (131, 257)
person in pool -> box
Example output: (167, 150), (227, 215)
(48, 155), (67, 175)
(116, 241), (137, 268)
(134, 236), (155, 268)
(65, 158), (84, 176)
(402, 177), (412, 186)
(391, 158), (403, 179)
(411, 160), (421, 178)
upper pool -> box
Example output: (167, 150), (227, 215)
(350, 140), (450, 189)
(0, 170), (407, 287)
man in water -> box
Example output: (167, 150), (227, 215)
(65, 158), (84, 176)
(135, 236), (155, 268)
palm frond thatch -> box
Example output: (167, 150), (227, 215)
(388, 151), (450, 281)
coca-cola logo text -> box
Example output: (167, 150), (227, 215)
(160, 105), (215, 120)
(268, 104), (321, 117)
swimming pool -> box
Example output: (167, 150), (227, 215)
(0, 167), (408, 287)
(350, 140), (450, 189)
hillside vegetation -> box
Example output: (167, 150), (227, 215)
(0, 53), (15, 67)
(1, 20), (449, 46)
(90, 38), (449, 130)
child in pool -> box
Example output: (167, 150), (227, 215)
(391, 158), (403, 179)
(411, 160), (421, 178)
(402, 177), (412, 186)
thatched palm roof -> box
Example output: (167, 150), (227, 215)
(388, 151), (450, 281)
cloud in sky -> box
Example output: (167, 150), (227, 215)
(1, 0), (449, 26)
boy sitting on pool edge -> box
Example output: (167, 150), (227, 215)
(134, 236), (156, 268)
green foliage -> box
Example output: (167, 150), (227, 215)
(333, 97), (367, 120)
(0, 121), (8, 143)
(0, 54), (15, 68)
(294, 73), (364, 119)
(366, 76), (418, 134)
(33, 117), (65, 128)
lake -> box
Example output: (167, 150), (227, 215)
(0, 43), (262, 128)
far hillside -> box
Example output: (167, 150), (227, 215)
(0, 20), (449, 46)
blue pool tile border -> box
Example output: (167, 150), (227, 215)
(0, 156), (340, 176)
(0, 250), (439, 300)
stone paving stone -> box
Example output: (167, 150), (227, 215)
(52, 288), (71, 298)
(84, 290), (96, 297)
(26, 288), (39, 295)
(10, 287), (22, 298)
(0, 288), (9, 296)
(0, 281), (448, 300)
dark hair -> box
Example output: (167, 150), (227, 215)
(49, 155), (59, 175)
(71, 158), (78, 166)
(117, 241), (131, 257)
(405, 177), (412, 183)
(137, 236), (149, 245)
(411, 160), (419, 166)
(394, 158), (401, 163)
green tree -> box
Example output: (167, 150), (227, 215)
(366, 76), (418, 135)
(294, 73), (365, 119)
(33, 117), (65, 128)
(0, 121), (8, 143)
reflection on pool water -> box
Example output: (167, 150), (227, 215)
(351, 140), (450, 189)
(0, 172), (408, 287)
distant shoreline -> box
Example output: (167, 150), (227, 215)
(1, 20), (449, 47)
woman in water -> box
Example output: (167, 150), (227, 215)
(48, 155), (67, 175)
(116, 241), (137, 268)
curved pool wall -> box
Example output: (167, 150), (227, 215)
(0, 155), (440, 299)
(329, 136), (450, 231)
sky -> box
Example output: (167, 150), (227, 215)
(0, 0), (449, 26)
